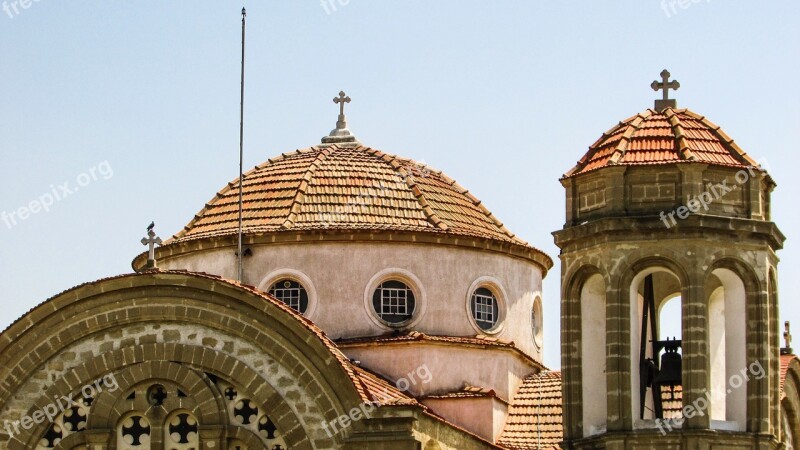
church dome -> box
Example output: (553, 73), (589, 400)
(564, 107), (761, 178)
(171, 142), (534, 249)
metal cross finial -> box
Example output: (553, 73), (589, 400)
(334, 91), (351, 116)
(651, 69), (680, 111)
(784, 321), (794, 354)
(141, 223), (162, 269)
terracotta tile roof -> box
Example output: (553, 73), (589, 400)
(169, 144), (535, 250)
(336, 331), (547, 372)
(422, 385), (504, 402)
(497, 371), (562, 449)
(781, 354), (799, 393)
(347, 365), (506, 449)
(564, 108), (762, 178)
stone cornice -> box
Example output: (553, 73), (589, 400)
(132, 230), (554, 276)
(553, 214), (785, 255)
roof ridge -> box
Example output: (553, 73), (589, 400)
(168, 148), (314, 243)
(664, 108), (697, 161)
(609, 110), (652, 164)
(281, 147), (332, 229)
(566, 111), (651, 177)
(434, 171), (522, 243)
(374, 149), (450, 232)
(685, 110), (760, 167)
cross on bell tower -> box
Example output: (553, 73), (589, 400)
(783, 321), (794, 355)
(651, 69), (680, 111)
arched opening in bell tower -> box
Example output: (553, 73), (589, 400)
(580, 273), (607, 437)
(707, 267), (748, 430)
(629, 267), (684, 426)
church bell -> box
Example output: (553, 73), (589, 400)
(654, 339), (682, 399)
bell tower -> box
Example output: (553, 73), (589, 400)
(554, 71), (786, 449)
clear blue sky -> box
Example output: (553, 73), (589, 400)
(1, 1), (797, 369)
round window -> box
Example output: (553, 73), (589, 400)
(470, 287), (500, 331)
(532, 297), (544, 347)
(372, 280), (416, 325)
(268, 279), (309, 314)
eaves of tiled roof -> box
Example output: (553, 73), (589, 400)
(563, 108), (767, 179)
(422, 385), (508, 404)
(497, 371), (563, 450)
(336, 331), (548, 372)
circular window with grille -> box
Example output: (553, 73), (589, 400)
(268, 279), (309, 314)
(470, 287), (500, 331)
(259, 269), (318, 318)
(465, 277), (506, 334)
(372, 280), (416, 325)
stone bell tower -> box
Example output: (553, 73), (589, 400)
(553, 71), (786, 449)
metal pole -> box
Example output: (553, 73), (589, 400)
(237, 7), (246, 282)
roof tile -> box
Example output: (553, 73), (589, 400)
(564, 108), (763, 178)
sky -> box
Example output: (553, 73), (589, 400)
(0, 1), (798, 369)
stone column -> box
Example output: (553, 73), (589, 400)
(682, 273), (710, 429)
(561, 177), (576, 226)
(605, 269), (629, 431)
(560, 256), (583, 439)
(677, 164), (708, 211)
(604, 167), (628, 216)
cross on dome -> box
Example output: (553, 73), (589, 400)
(334, 91), (351, 115)
(651, 69), (680, 111)
(322, 90), (358, 144)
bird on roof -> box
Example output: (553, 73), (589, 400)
(147, 221), (155, 232)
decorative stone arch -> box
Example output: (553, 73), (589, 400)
(87, 360), (226, 429)
(0, 272), (369, 450)
(616, 255), (691, 296)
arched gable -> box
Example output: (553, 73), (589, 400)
(0, 271), (368, 450)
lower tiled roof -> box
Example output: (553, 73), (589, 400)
(497, 371), (563, 450)
(349, 364), (421, 407)
(336, 331), (547, 371)
(781, 354), (799, 393)
(423, 385), (501, 402)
